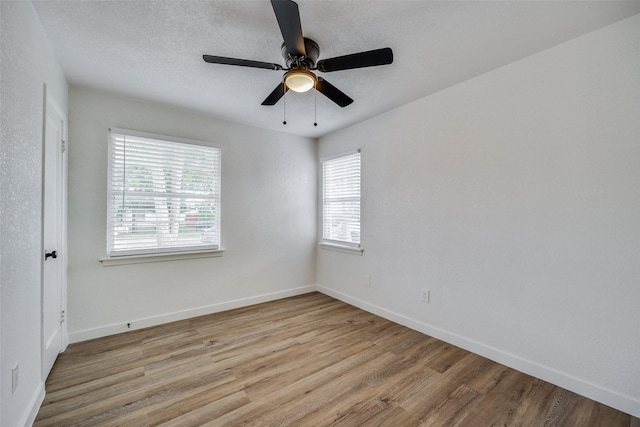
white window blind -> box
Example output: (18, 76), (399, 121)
(322, 151), (361, 246)
(107, 129), (221, 256)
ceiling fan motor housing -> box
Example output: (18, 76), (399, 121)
(282, 37), (320, 69)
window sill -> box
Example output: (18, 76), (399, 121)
(100, 249), (224, 266)
(318, 242), (364, 256)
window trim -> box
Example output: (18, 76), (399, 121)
(318, 241), (364, 255)
(320, 149), (362, 253)
(100, 248), (224, 266)
(105, 128), (221, 259)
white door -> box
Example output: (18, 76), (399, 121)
(42, 89), (67, 378)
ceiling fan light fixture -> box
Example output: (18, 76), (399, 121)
(284, 69), (317, 93)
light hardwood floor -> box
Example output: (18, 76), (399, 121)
(35, 292), (636, 426)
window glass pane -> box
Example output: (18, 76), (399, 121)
(108, 131), (221, 256)
(322, 152), (361, 245)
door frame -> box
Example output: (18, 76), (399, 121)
(41, 83), (68, 380)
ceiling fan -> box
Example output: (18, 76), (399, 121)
(203, 0), (393, 108)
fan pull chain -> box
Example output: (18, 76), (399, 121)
(314, 88), (318, 127)
(282, 89), (287, 125)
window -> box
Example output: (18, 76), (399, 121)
(322, 150), (361, 247)
(107, 129), (221, 257)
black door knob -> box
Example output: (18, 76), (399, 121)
(45, 250), (57, 260)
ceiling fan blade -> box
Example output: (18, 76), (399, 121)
(203, 55), (282, 71)
(316, 47), (393, 72)
(316, 77), (353, 108)
(271, 0), (306, 57)
(261, 82), (288, 106)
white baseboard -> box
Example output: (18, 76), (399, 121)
(69, 285), (315, 343)
(316, 285), (640, 418)
(21, 381), (45, 427)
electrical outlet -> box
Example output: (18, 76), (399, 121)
(421, 288), (430, 303)
(363, 275), (371, 287)
(12, 364), (19, 394)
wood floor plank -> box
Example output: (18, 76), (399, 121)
(35, 292), (634, 426)
(250, 352), (399, 426)
(322, 392), (401, 426)
(293, 382), (383, 426)
(146, 376), (243, 425)
(156, 391), (250, 427)
(419, 384), (483, 426)
(369, 360), (442, 407)
(210, 344), (395, 425)
(41, 366), (144, 406)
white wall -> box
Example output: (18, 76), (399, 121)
(67, 87), (317, 341)
(317, 14), (640, 417)
(0, 2), (69, 426)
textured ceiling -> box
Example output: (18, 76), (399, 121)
(32, 1), (640, 138)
